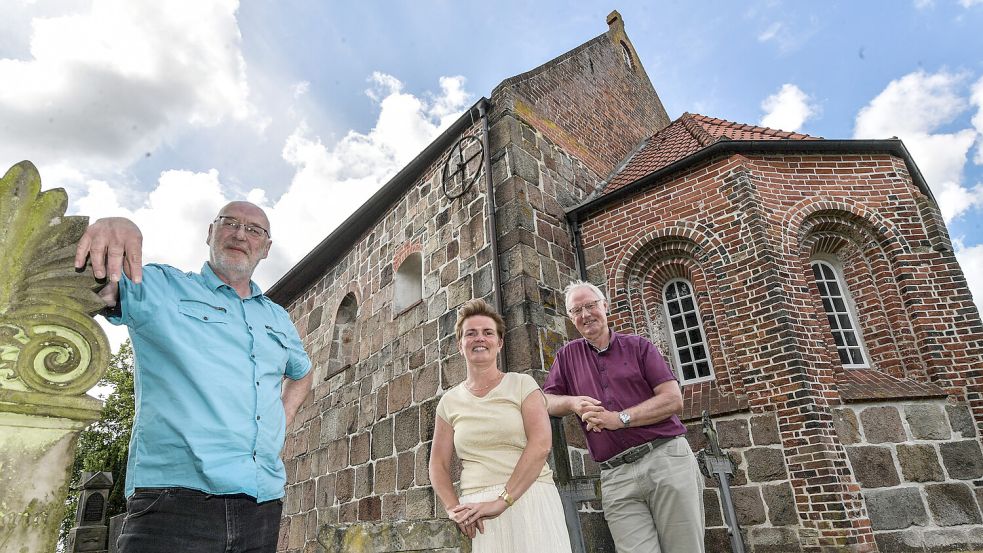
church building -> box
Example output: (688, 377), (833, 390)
(268, 12), (983, 552)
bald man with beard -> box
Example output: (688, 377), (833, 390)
(76, 202), (312, 553)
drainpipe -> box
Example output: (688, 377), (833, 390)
(477, 99), (507, 371)
(572, 214), (589, 281)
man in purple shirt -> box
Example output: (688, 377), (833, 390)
(544, 280), (705, 553)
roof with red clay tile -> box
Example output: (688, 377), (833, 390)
(601, 113), (819, 194)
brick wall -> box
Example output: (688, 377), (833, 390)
(493, 11), (670, 180)
(577, 151), (983, 552)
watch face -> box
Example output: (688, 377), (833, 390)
(619, 412), (630, 425)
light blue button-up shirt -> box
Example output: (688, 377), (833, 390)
(110, 263), (311, 501)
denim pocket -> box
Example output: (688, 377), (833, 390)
(126, 490), (166, 519)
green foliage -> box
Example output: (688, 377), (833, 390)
(59, 340), (135, 547)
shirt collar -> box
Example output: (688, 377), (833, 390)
(587, 328), (617, 353)
(201, 262), (264, 298)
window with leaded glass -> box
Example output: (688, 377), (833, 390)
(811, 260), (869, 368)
(662, 279), (713, 383)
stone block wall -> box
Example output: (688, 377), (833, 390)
(689, 412), (803, 552)
(486, 109), (600, 379)
(275, 15), (676, 552)
(278, 119), (492, 552)
(834, 401), (983, 551)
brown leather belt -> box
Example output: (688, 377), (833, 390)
(599, 437), (674, 470)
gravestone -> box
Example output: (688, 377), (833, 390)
(0, 161), (110, 553)
(67, 472), (114, 552)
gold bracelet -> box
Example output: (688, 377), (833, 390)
(498, 489), (515, 507)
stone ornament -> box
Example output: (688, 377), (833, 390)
(0, 160), (109, 398)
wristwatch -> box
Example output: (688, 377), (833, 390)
(619, 411), (631, 428)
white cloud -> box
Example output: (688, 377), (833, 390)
(754, 17), (820, 54)
(854, 70), (983, 222)
(954, 239), (983, 308)
(932, 180), (983, 221)
(960, 0), (983, 7)
(75, 169), (229, 272)
(260, 73), (472, 285)
(760, 83), (818, 131)
(292, 81), (310, 99)
(0, 0), (256, 170)
(855, 71), (968, 137)
(69, 73), (473, 294)
(758, 22), (783, 42)
(971, 76), (983, 164)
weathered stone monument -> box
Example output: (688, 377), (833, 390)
(0, 161), (110, 553)
(66, 472), (113, 553)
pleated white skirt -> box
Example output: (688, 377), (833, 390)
(459, 480), (573, 553)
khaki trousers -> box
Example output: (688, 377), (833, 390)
(599, 436), (705, 553)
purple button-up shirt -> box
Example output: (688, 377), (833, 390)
(543, 330), (686, 462)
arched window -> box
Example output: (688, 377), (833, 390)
(394, 252), (422, 313)
(662, 279), (713, 383)
(811, 260), (869, 368)
(327, 293), (358, 379)
(620, 41), (635, 70)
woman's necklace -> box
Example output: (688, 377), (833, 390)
(465, 371), (504, 394)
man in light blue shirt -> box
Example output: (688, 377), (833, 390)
(75, 201), (312, 553)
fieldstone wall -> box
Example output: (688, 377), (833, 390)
(277, 14), (669, 551)
(685, 412), (804, 552)
(834, 401), (983, 552)
(278, 118), (489, 552)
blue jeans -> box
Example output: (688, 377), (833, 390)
(117, 487), (283, 553)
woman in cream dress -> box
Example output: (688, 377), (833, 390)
(429, 299), (572, 553)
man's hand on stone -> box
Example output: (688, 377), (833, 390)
(75, 217), (144, 297)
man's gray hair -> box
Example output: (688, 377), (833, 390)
(563, 280), (607, 306)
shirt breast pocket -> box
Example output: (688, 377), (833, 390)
(177, 299), (230, 324)
(264, 324), (291, 375)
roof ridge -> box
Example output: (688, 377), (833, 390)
(690, 112), (816, 140)
(680, 112), (721, 147)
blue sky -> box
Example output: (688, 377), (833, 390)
(2, 1), (982, 341)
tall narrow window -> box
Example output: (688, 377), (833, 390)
(620, 41), (635, 70)
(394, 252), (423, 313)
(327, 293), (358, 379)
(663, 279), (713, 383)
(811, 260), (868, 368)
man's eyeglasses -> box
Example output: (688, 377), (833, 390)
(215, 216), (270, 239)
(567, 300), (602, 318)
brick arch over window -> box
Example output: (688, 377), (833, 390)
(612, 221), (731, 300)
(798, 212), (927, 382)
(782, 196), (911, 260)
(613, 230), (739, 396)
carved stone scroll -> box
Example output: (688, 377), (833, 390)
(0, 160), (110, 553)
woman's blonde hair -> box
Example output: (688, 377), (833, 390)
(454, 298), (506, 341)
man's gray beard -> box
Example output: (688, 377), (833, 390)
(211, 252), (256, 282)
